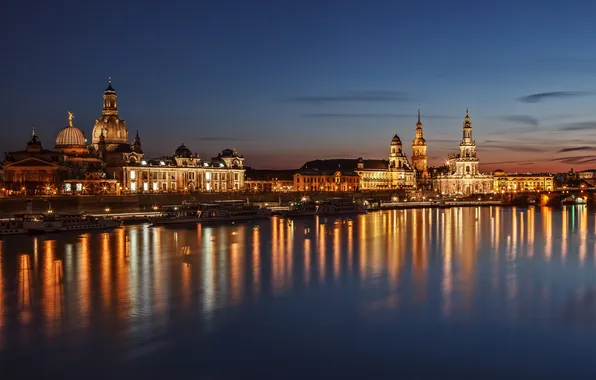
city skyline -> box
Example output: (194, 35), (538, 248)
(3, 0), (596, 172)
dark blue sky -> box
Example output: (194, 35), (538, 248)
(3, 0), (596, 170)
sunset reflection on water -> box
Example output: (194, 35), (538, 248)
(2, 206), (596, 378)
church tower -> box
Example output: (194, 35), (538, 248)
(92, 79), (129, 150)
(411, 104), (428, 176)
(456, 107), (479, 175)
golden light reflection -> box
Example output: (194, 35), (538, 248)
(100, 233), (111, 309)
(442, 210), (453, 317)
(304, 238), (311, 285)
(285, 221), (294, 289)
(154, 228), (165, 314)
(230, 229), (245, 305)
(579, 206), (587, 266)
(202, 228), (215, 316)
(542, 207), (552, 261)
(18, 254), (33, 325)
(561, 207), (568, 262)
(252, 227), (260, 295)
(272, 219), (285, 293)
(318, 222), (326, 283)
(358, 217), (367, 282)
(333, 226), (340, 281)
(347, 220), (353, 275)
(527, 207), (535, 257)
(43, 240), (64, 337)
(78, 234), (91, 328)
(115, 227), (129, 321)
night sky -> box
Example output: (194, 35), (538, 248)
(2, 0), (596, 171)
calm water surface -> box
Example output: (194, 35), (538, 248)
(1, 206), (596, 378)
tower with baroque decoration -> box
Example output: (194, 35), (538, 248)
(455, 107), (478, 176)
(411, 104), (428, 178)
(92, 79), (129, 151)
(388, 133), (416, 188)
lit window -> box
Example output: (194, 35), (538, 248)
(143, 182), (149, 191)
(153, 182), (158, 191)
(76, 183), (82, 192)
(130, 170), (136, 179)
(65, 183), (72, 192)
(130, 182), (136, 192)
(160, 161), (166, 166)
(206, 172), (211, 181)
(141, 160), (147, 166)
(206, 183), (211, 191)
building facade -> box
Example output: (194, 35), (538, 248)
(433, 109), (493, 196)
(493, 170), (554, 192)
(293, 168), (359, 192)
(120, 146), (245, 193)
(244, 168), (295, 192)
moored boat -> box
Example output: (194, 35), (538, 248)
(55, 213), (122, 231)
(317, 199), (367, 216)
(150, 202), (202, 225)
(197, 201), (272, 223)
(282, 201), (319, 217)
(562, 196), (587, 206)
(0, 219), (27, 235)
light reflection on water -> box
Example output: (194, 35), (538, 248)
(2, 206), (596, 377)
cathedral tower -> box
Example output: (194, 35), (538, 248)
(456, 107), (479, 175)
(92, 79), (129, 150)
(411, 104), (428, 176)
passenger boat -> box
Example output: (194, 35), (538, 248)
(317, 199), (367, 216)
(197, 201), (272, 223)
(150, 202), (202, 225)
(54, 213), (122, 231)
(282, 201), (319, 217)
(151, 201), (272, 225)
(0, 219), (27, 235)
(16, 213), (63, 233)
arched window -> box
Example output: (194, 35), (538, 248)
(466, 166), (470, 174)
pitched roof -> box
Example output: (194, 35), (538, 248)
(245, 167), (296, 181)
(300, 158), (388, 171)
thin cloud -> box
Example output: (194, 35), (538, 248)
(193, 137), (253, 141)
(301, 113), (458, 119)
(551, 155), (596, 164)
(483, 143), (546, 153)
(284, 91), (412, 104)
(557, 146), (596, 153)
(518, 91), (591, 103)
(558, 122), (596, 131)
(500, 115), (539, 126)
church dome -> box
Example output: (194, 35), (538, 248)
(493, 169), (506, 176)
(91, 79), (129, 150)
(56, 112), (86, 148)
(174, 143), (192, 158)
(391, 134), (402, 145)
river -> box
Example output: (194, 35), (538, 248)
(1, 206), (596, 378)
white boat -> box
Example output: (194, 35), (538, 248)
(197, 202), (272, 223)
(317, 199), (367, 216)
(282, 201), (319, 217)
(0, 219), (27, 235)
(150, 202), (202, 225)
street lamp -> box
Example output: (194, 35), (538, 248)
(105, 207), (110, 214)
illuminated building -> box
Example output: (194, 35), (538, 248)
(244, 168), (295, 192)
(492, 170), (554, 192)
(2, 129), (68, 194)
(433, 108), (493, 196)
(295, 133), (416, 191)
(293, 167), (359, 192)
(121, 146), (245, 193)
(578, 169), (596, 187)
(411, 105), (430, 186)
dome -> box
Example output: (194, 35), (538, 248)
(493, 169), (506, 176)
(174, 143), (192, 158)
(56, 112), (86, 148)
(391, 134), (401, 145)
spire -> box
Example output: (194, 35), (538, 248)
(466, 107), (468, 116)
(32, 125), (35, 137)
(416, 104), (422, 128)
(136, 130), (139, 139)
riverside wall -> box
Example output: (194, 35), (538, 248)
(0, 191), (418, 215)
